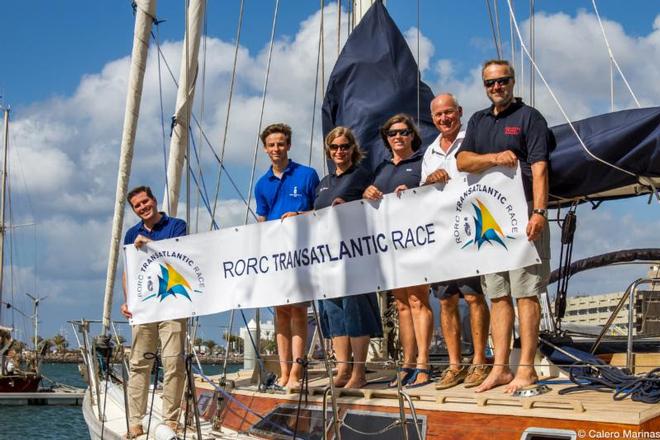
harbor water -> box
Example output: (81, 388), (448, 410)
(0, 362), (236, 440)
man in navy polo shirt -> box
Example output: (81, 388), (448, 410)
(255, 123), (319, 389)
(121, 186), (187, 437)
(457, 60), (553, 394)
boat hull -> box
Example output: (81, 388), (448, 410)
(216, 387), (660, 440)
(0, 374), (41, 393)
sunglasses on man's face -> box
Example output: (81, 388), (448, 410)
(483, 76), (513, 88)
(386, 129), (413, 138)
(328, 143), (352, 151)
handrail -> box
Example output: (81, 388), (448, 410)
(589, 277), (660, 372)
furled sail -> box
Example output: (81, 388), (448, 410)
(322, 0), (436, 173)
(548, 106), (660, 203)
(101, 0), (157, 334)
(163, 0), (205, 217)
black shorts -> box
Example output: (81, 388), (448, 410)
(431, 276), (483, 300)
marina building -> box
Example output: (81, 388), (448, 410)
(561, 265), (660, 336)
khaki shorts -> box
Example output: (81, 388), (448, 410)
(481, 223), (550, 300)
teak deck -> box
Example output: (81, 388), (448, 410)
(201, 369), (660, 439)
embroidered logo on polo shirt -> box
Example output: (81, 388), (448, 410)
(289, 186), (303, 198)
(406, 168), (413, 172)
(504, 126), (521, 135)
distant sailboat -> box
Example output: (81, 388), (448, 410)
(0, 108), (42, 393)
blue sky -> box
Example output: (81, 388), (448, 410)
(0, 0), (658, 342)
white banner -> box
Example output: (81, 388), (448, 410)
(125, 166), (539, 324)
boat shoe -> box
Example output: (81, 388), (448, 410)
(435, 366), (467, 390)
(463, 364), (492, 388)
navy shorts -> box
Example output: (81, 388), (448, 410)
(431, 276), (483, 300)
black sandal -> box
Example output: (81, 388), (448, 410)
(388, 367), (416, 388)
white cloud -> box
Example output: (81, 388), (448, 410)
(6, 6), (658, 336)
(428, 12), (660, 123)
(404, 27), (434, 72)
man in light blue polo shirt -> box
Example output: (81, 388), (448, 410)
(255, 123), (319, 389)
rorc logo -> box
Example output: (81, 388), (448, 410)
(136, 251), (205, 304)
(452, 183), (521, 250)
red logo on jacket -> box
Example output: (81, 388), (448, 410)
(504, 126), (521, 135)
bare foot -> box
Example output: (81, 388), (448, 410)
(503, 367), (538, 394)
(409, 370), (431, 387)
(285, 374), (302, 389)
(344, 376), (367, 389)
(474, 367), (514, 393)
(333, 372), (351, 388)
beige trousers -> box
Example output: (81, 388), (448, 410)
(127, 318), (187, 427)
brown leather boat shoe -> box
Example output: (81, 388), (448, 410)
(435, 367), (467, 390)
(463, 364), (492, 388)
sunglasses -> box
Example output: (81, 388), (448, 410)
(386, 129), (413, 138)
(483, 76), (513, 88)
(328, 143), (352, 151)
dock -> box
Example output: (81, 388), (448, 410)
(0, 387), (85, 406)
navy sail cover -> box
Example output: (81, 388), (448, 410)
(322, 0), (660, 202)
(322, 0), (436, 173)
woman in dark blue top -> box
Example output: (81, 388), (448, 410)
(315, 126), (383, 389)
(363, 114), (432, 388)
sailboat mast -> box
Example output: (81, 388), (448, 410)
(101, 0), (157, 335)
(0, 108), (8, 326)
(163, 0), (205, 217)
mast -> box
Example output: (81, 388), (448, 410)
(163, 0), (205, 217)
(101, 0), (157, 335)
(0, 108), (8, 326)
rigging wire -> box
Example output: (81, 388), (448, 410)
(210, 0), (245, 229)
(308, 2), (324, 167)
(154, 21), (171, 202)
(244, 0), (281, 224)
(509, 2), (516, 93)
(493, 0), (504, 56)
(151, 36), (256, 218)
(485, 0), (502, 58)
(188, 131), (219, 229)
(590, 0), (641, 108)
(505, 0), (640, 180)
(529, 0), (535, 106)
(184, 0), (192, 231)
(416, 0), (421, 123)
(194, 0), (209, 233)
(337, 0), (341, 57)
(320, 1), (327, 177)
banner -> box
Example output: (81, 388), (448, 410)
(125, 166), (540, 324)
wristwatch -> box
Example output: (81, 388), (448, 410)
(532, 208), (547, 218)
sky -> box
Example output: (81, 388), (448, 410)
(0, 0), (658, 344)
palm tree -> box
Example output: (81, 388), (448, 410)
(51, 334), (69, 352)
(203, 339), (217, 355)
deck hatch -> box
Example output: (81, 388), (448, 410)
(340, 409), (426, 439)
(520, 427), (577, 440)
(249, 404), (332, 439)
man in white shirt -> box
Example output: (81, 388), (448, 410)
(421, 93), (491, 390)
